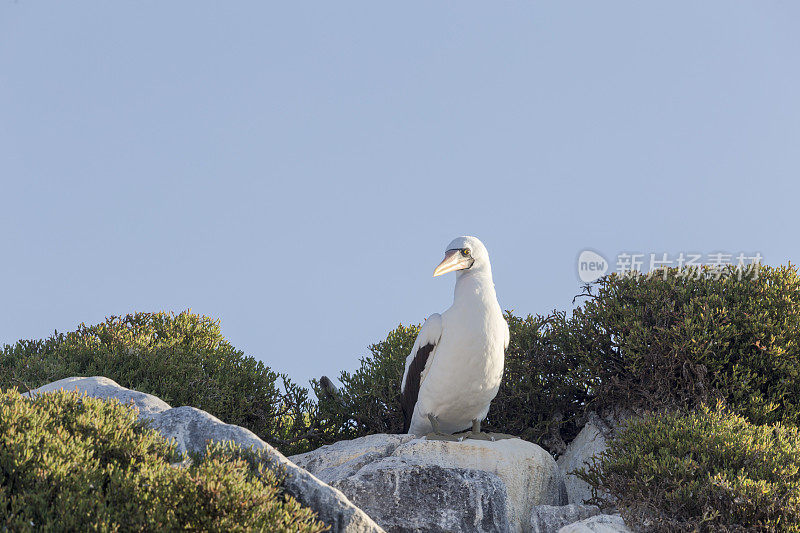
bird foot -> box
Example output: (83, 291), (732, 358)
(488, 432), (519, 440)
(425, 432), (463, 442)
(461, 431), (496, 441)
(454, 431), (520, 442)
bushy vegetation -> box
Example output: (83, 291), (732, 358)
(0, 389), (326, 532)
(310, 324), (418, 442)
(488, 311), (594, 452)
(0, 311), (312, 454)
(573, 265), (800, 426)
(579, 403), (800, 532)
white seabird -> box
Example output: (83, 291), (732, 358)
(401, 236), (510, 440)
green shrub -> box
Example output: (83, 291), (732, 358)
(573, 266), (800, 425)
(309, 323), (419, 445)
(486, 311), (593, 452)
(0, 389), (327, 532)
(579, 403), (800, 532)
(0, 311), (312, 454)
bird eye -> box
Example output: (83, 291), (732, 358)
(461, 249), (471, 257)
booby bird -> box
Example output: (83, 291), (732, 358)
(401, 236), (510, 440)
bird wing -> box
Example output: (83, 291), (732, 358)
(400, 313), (443, 433)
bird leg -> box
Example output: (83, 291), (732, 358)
(424, 414), (462, 441)
(459, 419), (520, 441)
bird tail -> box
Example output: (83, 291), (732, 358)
(319, 376), (343, 404)
(401, 403), (411, 434)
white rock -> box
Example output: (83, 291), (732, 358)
(291, 433), (415, 482)
(557, 421), (607, 505)
(291, 433), (567, 533)
(397, 437), (567, 529)
(531, 504), (601, 533)
(557, 514), (630, 533)
(333, 457), (511, 532)
(149, 406), (267, 455)
(26, 376), (170, 418)
(26, 376), (383, 533)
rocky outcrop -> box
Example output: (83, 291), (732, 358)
(26, 377), (384, 533)
(557, 514), (630, 533)
(337, 460), (511, 533)
(148, 406), (267, 454)
(557, 412), (628, 505)
(290, 433), (567, 533)
(556, 420), (607, 505)
(531, 505), (601, 533)
(554, 413), (633, 532)
(26, 376), (632, 533)
(28, 376), (170, 418)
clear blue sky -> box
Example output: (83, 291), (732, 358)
(2, 2), (798, 387)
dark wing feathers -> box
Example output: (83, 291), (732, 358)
(401, 343), (435, 433)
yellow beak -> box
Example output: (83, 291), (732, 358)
(433, 249), (470, 277)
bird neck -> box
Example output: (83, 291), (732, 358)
(453, 268), (498, 309)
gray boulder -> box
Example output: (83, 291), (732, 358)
(149, 406), (267, 455)
(556, 420), (607, 505)
(557, 410), (631, 506)
(557, 514), (630, 533)
(334, 459), (510, 533)
(531, 505), (601, 533)
(27, 376), (384, 533)
(26, 376), (170, 418)
(291, 433), (567, 533)
(291, 433), (418, 482)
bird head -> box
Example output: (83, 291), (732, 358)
(433, 236), (491, 277)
